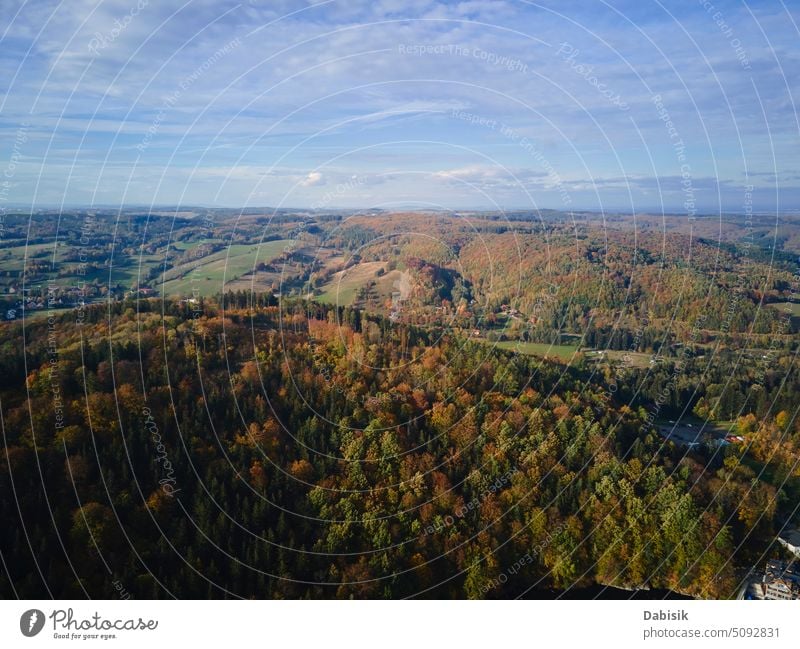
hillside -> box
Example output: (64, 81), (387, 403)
(1, 298), (797, 598)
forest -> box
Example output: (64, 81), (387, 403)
(1, 291), (797, 599)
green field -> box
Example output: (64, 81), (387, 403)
(0, 240), (166, 299)
(315, 261), (388, 305)
(172, 238), (223, 251)
(766, 301), (800, 317)
(82, 253), (165, 288)
(0, 239), (293, 299)
(160, 240), (293, 297)
(0, 242), (67, 273)
(491, 340), (580, 360)
(595, 349), (654, 368)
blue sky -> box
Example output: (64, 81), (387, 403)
(0, 0), (798, 212)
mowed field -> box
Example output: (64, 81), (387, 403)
(488, 339), (580, 361)
(160, 240), (293, 297)
(0, 240), (165, 292)
(171, 238), (222, 251)
(316, 260), (389, 305)
(486, 341), (652, 365)
(766, 301), (800, 317)
(585, 349), (655, 368)
(85, 253), (165, 288)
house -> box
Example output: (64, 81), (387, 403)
(760, 560), (800, 600)
(765, 578), (796, 600)
(777, 529), (800, 559)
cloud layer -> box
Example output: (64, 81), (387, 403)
(0, 0), (798, 211)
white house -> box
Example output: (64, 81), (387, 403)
(777, 529), (800, 559)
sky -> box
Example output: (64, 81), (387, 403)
(0, 0), (798, 213)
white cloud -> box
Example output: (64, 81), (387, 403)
(0, 0), (797, 209)
(300, 171), (326, 187)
